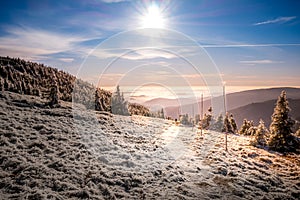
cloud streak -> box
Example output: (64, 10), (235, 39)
(239, 60), (283, 65)
(253, 16), (296, 26)
(58, 58), (75, 63)
(201, 43), (300, 48)
(121, 49), (177, 60)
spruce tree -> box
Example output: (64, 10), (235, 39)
(229, 113), (237, 133)
(247, 121), (257, 136)
(194, 114), (200, 125)
(268, 91), (295, 152)
(201, 107), (213, 129)
(223, 113), (233, 133)
(180, 114), (190, 125)
(160, 108), (165, 119)
(49, 81), (59, 107)
(238, 119), (253, 135)
(95, 89), (104, 111)
(111, 85), (129, 115)
(250, 119), (269, 147)
(212, 114), (223, 132)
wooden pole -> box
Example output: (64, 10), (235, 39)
(201, 93), (203, 136)
(192, 104), (194, 130)
(223, 83), (228, 151)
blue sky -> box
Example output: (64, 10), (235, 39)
(0, 0), (299, 88)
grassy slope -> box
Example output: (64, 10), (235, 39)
(0, 91), (299, 199)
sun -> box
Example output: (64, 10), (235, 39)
(140, 4), (166, 28)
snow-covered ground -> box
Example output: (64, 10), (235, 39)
(0, 91), (299, 199)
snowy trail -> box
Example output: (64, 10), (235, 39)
(160, 125), (191, 160)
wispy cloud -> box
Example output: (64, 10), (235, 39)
(58, 58), (74, 63)
(93, 48), (177, 60)
(253, 16), (297, 26)
(235, 75), (257, 79)
(100, 0), (130, 3)
(239, 59), (283, 65)
(122, 49), (176, 60)
(0, 26), (93, 61)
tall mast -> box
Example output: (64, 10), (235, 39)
(223, 83), (228, 151)
(201, 93), (203, 135)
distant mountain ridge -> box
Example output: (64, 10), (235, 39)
(144, 97), (207, 109)
(221, 87), (300, 111)
(158, 87), (300, 120)
(230, 98), (300, 127)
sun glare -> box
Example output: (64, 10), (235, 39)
(140, 4), (166, 28)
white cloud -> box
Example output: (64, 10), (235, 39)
(235, 75), (257, 79)
(59, 58), (74, 63)
(0, 26), (92, 61)
(239, 60), (283, 65)
(92, 48), (177, 60)
(253, 16), (296, 26)
(122, 49), (176, 60)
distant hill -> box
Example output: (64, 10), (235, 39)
(144, 97), (206, 110)
(219, 87), (300, 111)
(229, 98), (300, 127)
(161, 87), (300, 120)
(144, 97), (181, 107)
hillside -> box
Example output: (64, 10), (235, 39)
(229, 98), (300, 127)
(0, 56), (148, 115)
(0, 56), (111, 110)
(1, 91), (299, 199)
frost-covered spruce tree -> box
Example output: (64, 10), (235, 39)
(201, 107), (213, 129)
(194, 114), (200, 125)
(223, 113), (233, 133)
(238, 119), (251, 135)
(229, 113), (237, 133)
(111, 85), (129, 115)
(159, 108), (165, 119)
(268, 91), (295, 152)
(212, 114), (223, 132)
(250, 119), (269, 147)
(49, 81), (59, 107)
(202, 113), (212, 129)
(95, 89), (104, 111)
(180, 114), (191, 125)
(247, 121), (257, 136)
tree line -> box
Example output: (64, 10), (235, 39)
(108, 85), (165, 118)
(0, 56), (150, 115)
